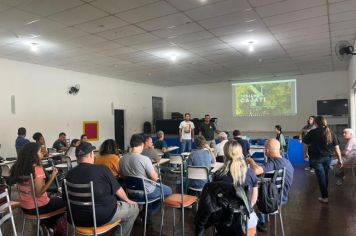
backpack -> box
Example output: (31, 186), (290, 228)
(257, 170), (280, 214)
(195, 182), (251, 236)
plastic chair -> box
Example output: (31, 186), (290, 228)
(17, 174), (66, 236)
(263, 168), (286, 236)
(125, 176), (164, 236)
(0, 188), (18, 236)
(251, 152), (266, 164)
(163, 155), (198, 236)
(186, 166), (209, 193)
(63, 179), (122, 236)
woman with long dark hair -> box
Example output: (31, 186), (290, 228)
(10, 142), (65, 229)
(303, 116), (343, 203)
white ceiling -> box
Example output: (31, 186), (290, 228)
(0, 0), (355, 86)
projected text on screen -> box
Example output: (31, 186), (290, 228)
(232, 79), (297, 117)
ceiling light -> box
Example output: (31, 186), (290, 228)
(245, 19), (256, 23)
(167, 25), (176, 29)
(30, 42), (39, 52)
(167, 35), (177, 39)
(25, 20), (39, 25)
(246, 29), (254, 32)
(170, 54), (177, 63)
(248, 41), (254, 52)
(200, 0), (207, 2)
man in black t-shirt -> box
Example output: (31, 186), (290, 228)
(62, 142), (138, 235)
(199, 114), (220, 152)
(233, 130), (250, 157)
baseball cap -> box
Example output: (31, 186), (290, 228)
(75, 142), (95, 158)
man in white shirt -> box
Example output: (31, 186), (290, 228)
(179, 113), (195, 153)
(215, 132), (228, 162)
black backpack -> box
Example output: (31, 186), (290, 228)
(257, 170), (280, 214)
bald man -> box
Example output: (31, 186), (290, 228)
(333, 128), (356, 185)
(246, 139), (294, 232)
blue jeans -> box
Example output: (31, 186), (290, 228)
(147, 184), (172, 200)
(181, 139), (192, 153)
(310, 156), (332, 198)
(257, 212), (265, 224)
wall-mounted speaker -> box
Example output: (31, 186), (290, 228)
(11, 95), (15, 114)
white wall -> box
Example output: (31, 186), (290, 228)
(0, 58), (163, 157)
(165, 71), (349, 133)
(348, 41), (356, 130)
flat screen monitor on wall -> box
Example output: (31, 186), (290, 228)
(317, 99), (349, 116)
(232, 79), (297, 117)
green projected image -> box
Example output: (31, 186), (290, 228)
(233, 79), (297, 116)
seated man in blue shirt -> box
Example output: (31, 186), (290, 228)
(15, 127), (30, 156)
(187, 135), (216, 192)
(246, 138), (294, 232)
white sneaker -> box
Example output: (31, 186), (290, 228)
(305, 167), (311, 171)
(318, 197), (328, 203)
(310, 168), (315, 173)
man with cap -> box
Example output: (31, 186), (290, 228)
(62, 142), (139, 236)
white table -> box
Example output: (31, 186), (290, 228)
(211, 162), (224, 173)
(0, 160), (16, 177)
(250, 145), (265, 155)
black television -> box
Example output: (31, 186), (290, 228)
(317, 99), (349, 116)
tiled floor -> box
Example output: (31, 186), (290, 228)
(4, 165), (356, 235)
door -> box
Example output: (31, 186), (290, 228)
(152, 96), (163, 126)
(114, 109), (125, 150)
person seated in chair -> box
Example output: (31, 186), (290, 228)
(246, 139), (294, 232)
(15, 127), (30, 156)
(233, 130), (250, 157)
(33, 132), (49, 157)
(63, 142), (138, 236)
(142, 136), (161, 163)
(186, 135), (216, 192)
(95, 139), (121, 179)
(11, 142), (66, 230)
(120, 134), (172, 202)
(215, 132), (228, 162)
(332, 128), (356, 185)
(52, 132), (68, 152)
(212, 140), (259, 236)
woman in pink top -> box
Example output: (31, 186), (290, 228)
(10, 142), (65, 228)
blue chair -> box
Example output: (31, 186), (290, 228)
(125, 176), (164, 236)
(251, 152), (266, 164)
(257, 139), (267, 146)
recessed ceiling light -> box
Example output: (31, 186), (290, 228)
(167, 35), (177, 39)
(248, 41), (254, 52)
(30, 42), (39, 52)
(245, 19), (256, 23)
(246, 29), (254, 32)
(170, 54), (177, 63)
(25, 20), (39, 25)
(167, 25), (176, 29)
(169, 42), (177, 46)
(244, 8), (253, 11)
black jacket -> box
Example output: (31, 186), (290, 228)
(195, 181), (251, 236)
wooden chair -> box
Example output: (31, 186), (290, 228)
(63, 179), (122, 236)
(16, 174), (66, 236)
